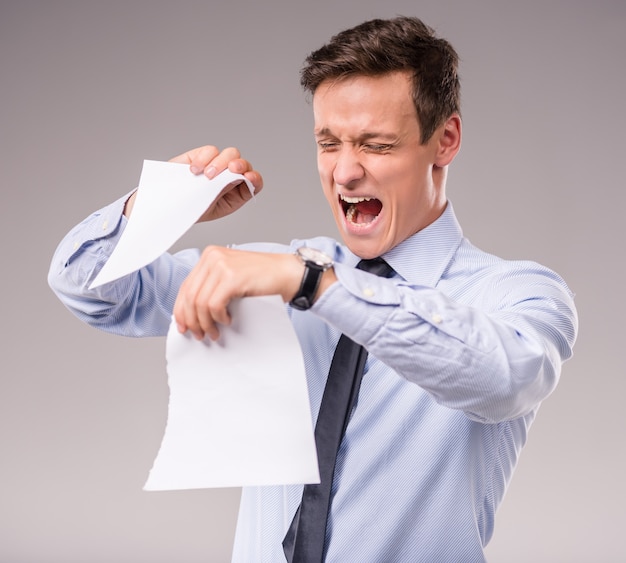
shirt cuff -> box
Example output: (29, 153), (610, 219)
(55, 191), (132, 269)
(312, 261), (401, 343)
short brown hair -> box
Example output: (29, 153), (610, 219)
(300, 16), (460, 143)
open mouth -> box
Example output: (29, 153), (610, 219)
(340, 194), (383, 226)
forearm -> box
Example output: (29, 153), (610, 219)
(313, 263), (577, 423)
(47, 194), (197, 337)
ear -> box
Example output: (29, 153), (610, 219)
(434, 114), (461, 168)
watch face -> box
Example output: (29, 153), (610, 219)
(297, 247), (333, 268)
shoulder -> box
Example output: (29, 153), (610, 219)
(448, 238), (575, 313)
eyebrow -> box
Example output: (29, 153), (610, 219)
(314, 127), (398, 142)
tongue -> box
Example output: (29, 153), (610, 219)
(356, 199), (382, 216)
(351, 199), (382, 223)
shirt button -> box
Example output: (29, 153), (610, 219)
(102, 219), (109, 230)
(363, 287), (375, 297)
(432, 313), (443, 324)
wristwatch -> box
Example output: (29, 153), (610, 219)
(290, 247), (334, 311)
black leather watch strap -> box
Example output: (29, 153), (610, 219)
(290, 247), (333, 311)
(290, 262), (324, 311)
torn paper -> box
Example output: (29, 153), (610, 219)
(90, 160), (255, 288)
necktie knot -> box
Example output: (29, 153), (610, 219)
(356, 257), (394, 278)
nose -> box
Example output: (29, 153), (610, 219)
(333, 147), (365, 187)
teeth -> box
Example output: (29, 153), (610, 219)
(340, 195), (373, 204)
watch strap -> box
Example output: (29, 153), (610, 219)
(290, 263), (324, 311)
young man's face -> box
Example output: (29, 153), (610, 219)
(313, 71), (448, 259)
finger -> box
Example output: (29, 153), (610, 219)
(226, 159), (263, 191)
(185, 271), (217, 340)
(203, 146), (241, 179)
(173, 283), (190, 334)
(243, 169), (264, 195)
(177, 246), (235, 340)
(225, 179), (258, 206)
(174, 256), (214, 338)
(190, 145), (221, 175)
(195, 287), (231, 341)
(227, 157), (251, 175)
(174, 276), (202, 336)
(193, 252), (236, 337)
(168, 151), (194, 165)
(168, 145), (218, 169)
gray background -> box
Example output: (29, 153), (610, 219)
(1, 0), (624, 561)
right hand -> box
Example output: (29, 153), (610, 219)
(123, 145), (264, 219)
(173, 246), (306, 341)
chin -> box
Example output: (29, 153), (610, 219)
(342, 237), (385, 260)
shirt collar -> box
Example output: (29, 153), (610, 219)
(381, 202), (464, 287)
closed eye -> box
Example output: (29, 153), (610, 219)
(318, 142), (340, 152)
(364, 143), (393, 153)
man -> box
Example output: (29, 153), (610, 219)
(49, 16), (577, 562)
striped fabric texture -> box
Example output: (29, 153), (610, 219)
(49, 200), (577, 563)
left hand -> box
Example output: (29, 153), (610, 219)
(173, 246), (303, 341)
(170, 145), (263, 223)
(123, 145), (263, 220)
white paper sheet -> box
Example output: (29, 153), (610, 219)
(93, 159), (319, 489)
(90, 160), (255, 289)
(144, 297), (320, 490)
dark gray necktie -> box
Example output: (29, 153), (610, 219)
(283, 257), (394, 563)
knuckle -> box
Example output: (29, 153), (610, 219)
(223, 146), (241, 158)
(201, 245), (219, 260)
(206, 295), (223, 313)
(193, 292), (207, 310)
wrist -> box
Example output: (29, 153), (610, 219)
(123, 191), (137, 218)
(315, 267), (337, 303)
(290, 247), (335, 310)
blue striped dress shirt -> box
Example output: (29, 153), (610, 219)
(48, 197), (577, 562)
